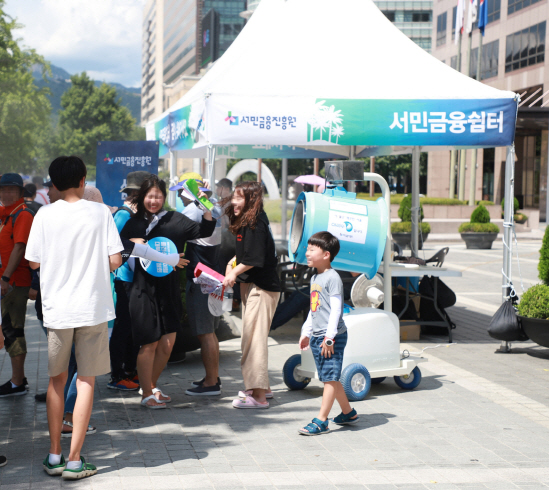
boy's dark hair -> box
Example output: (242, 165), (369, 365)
(308, 231), (340, 262)
(131, 174), (167, 218)
(49, 156), (87, 191)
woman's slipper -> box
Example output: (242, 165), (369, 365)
(298, 418), (330, 436)
(232, 395), (269, 409)
(141, 394), (166, 409)
(152, 387), (171, 403)
(238, 389), (273, 399)
(61, 420), (96, 438)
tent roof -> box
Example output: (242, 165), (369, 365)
(150, 0), (515, 126)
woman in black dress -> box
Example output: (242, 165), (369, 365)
(120, 175), (215, 409)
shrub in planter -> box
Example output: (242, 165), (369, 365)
(538, 226), (549, 286)
(501, 197), (520, 217)
(517, 284), (549, 320)
(398, 195), (424, 221)
(391, 221), (431, 234)
(459, 204), (499, 249)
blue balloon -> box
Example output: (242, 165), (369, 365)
(140, 236), (178, 277)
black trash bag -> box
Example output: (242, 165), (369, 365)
(418, 276), (456, 309)
(487, 299), (529, 341)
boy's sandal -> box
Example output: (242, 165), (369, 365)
(331, 408), (360, 425)
(141, 395), (166, 409)
(61, 420), (96, 438)
(232, 395), (269, 409)
(238, 389), (273, 399)
(152, 387), (171, 403)
(298, 418), (330, 436)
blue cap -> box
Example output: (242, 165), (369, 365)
(0, 173), (24, 188)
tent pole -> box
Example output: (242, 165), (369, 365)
(449, 150), (457, 199)
(348, 146), (356, 193)
(257, 158), (262, 184)
(313, 158), (319, 192)
(469, 32), (483, 206)
(411, 147), (420, 257)
(458, 149), (467, 200)
(206, 145), (216, 194)
(281, 158), (288, 242)
(370, 157), (376, 197)
(169, 150), (177, 209)
(500, 144), (515, 353)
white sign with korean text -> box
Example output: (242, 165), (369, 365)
(327, 211), (368, 244)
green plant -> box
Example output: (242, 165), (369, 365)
(470, 204), (491, 224)
(538, 226), (549, 286)
(421, 197), (467, 205)
(514, 213), (528, 224)
(477, 200), (495, 206)
(458, 222), (499, 233)
(501, 197), (520, 214)
(391, 222), (431, 234)
(263, 199), (293, 223)
(398, 195), (424, 221)
(517, 284), (549, 319)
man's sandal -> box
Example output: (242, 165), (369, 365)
(141, 395), (166, 409)
(298, 418), (330, 436)
(61, 420), (96, 438)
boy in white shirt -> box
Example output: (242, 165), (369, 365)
(26, 156), (123, 480)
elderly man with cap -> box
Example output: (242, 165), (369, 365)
(107, 171), (151, 391)
(0, 173), (35, 397)
(171, 173), (224, 395)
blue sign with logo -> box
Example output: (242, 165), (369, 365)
(96, 141), (159, 208)
(140, 237), (178, 277)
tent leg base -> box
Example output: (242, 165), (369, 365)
(495, 341), (511, 353)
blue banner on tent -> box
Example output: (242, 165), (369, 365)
(96, 141), (159, 208)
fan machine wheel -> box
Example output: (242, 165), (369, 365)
(394, 367), (422, 390)
(340, 363), (372, 401)
(283, 354), (311, 390)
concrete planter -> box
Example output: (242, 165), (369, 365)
(519, 316), (549, 348)
(392, 232), (429, 250)
(460, 232), (498, 249)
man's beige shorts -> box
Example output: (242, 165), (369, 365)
(47, 323), (110, 377)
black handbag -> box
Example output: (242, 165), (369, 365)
(487, 299), (528, 341)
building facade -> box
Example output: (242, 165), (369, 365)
(141, 0), (246, 125)
(430, 0), (548, 221)
(375, 0), (433, 52)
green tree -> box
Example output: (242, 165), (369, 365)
(0, 1), (52, 173)
(56, 72), (137, 177)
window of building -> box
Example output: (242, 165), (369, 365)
(482, 148), (495, 202)
(451, 55), (457, 70)
(508, 0), (542, 16)
(382, 11), (395, 21)
(403, 11), (431, 22)
(470, 40), (499, 80)
(488, 0), (501, 23)
(437, 12), (447, 47)
(452, 6), (457, 39)
(505, 21), (546, 73)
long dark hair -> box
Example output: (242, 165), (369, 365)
(131, 175), (167, 219)
(225, 181), (264, 234)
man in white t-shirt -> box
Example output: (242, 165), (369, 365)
(26, 156), (123, 480)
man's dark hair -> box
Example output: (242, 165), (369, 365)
(131, 174), (167, 218)
(24, 183), (37, 198)
(308, 231), (340, 262)
(217, 178), (232, 189)
(49, 156), (87, 191)
(32, 176), (44, 186)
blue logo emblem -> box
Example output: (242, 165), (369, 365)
(344, 221), (353, 232)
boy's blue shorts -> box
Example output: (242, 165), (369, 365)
(310, 331), (348, 382)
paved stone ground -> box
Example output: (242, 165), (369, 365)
(1, 240), (549, 489)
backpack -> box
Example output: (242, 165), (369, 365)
(114, 205), (135, 218)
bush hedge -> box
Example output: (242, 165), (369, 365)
(458, 222), (500, 233)
(538, 226), (549, 286)
(391, 221), (431, 234)
(517, 284), (549, 319)
(398, 195), (424, 222)
(470, 204), (491, 224)
(501, 197), (520, 214)
(477, 200), (495, 206)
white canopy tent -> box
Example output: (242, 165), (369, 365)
(147, 0), (520, 323)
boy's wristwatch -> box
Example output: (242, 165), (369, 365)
(324, 338), (334, 347)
